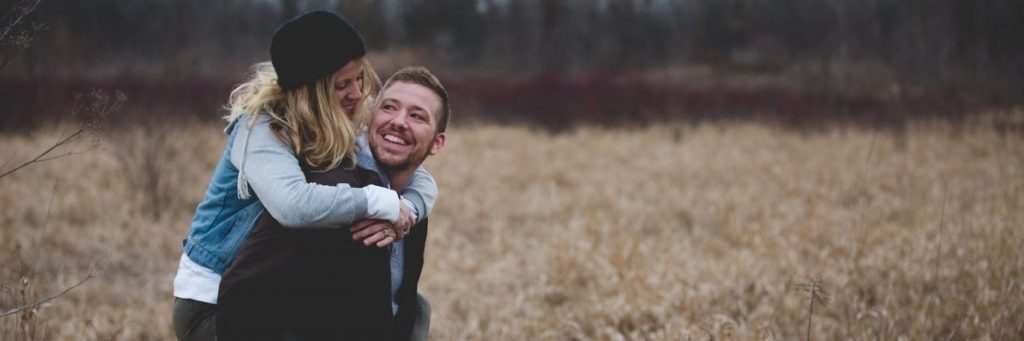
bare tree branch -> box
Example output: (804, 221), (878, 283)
(0, 0), (44, 74)
(40, 165), (61, 233)
(0, 20), (44, 72)
(0, 0), (42, 43)
(0, 88), (122, 179)
(0, 267), (99, 318)
(0, 126), (84, 179)
(35, 146), (96, 163)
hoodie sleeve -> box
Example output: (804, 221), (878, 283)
(400, 166), (437, 223)
(229, 115), (400, 228)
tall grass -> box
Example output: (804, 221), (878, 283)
(0, 112), (1021, 339)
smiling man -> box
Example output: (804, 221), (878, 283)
(371, 71), (448, 184)
(351, 66), (450, 340)
(217, 66), (450, 341)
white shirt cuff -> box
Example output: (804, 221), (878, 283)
(363, 185), (400, 223)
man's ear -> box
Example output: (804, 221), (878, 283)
(428, 132), (446, 155)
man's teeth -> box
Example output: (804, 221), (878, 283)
(384, 134), (408, 145)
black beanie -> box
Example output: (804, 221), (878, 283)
(270, 10), (366, 91)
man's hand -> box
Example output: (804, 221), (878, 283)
(351, 219), (399, 247)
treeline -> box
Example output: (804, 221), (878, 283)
(2, 0), (1022, 130)
(4, 0), (1022, 83)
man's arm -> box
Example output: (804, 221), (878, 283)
(352, 170), (433, 246)
(230, 115), (401, 228)
(400, 167), (437, 224)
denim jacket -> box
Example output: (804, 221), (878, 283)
(182, 121), (262, 274)
(182, 116), (436, 274)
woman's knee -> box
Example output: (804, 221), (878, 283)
(172, 298), (217, 341)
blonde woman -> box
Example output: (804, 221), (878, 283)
(172, 11), (435, 341)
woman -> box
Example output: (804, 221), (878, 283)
(172, 10), (436, 341)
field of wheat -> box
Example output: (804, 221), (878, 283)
(0, 112), (1022, 340)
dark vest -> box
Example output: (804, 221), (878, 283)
(217, 165), (428, 341)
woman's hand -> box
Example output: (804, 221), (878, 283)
(351, 219), (402, 247)
(352, 200), (415, 247)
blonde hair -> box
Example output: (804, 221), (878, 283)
(225, 58), (380, 171)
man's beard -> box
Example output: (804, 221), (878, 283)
(371, 142), (432, 173)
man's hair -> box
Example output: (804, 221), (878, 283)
(380, 66), (451, 133)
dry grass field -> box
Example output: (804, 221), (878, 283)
(1, 112), (1022, 340)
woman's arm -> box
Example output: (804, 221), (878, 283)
(230, 115), (400, 228)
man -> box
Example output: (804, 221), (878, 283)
(217, 66), (451, 341)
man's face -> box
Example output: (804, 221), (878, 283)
(333, 60), (364, 116)
(369, 81), (446, 172)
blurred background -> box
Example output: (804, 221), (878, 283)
(3, 0), (1023, 130)
(2, 1), (1023, 339)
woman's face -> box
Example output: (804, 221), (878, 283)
(333, 60), (365, 116)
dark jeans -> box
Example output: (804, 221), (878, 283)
(173, 298), (217, 341)
(172, 295), (431, 341)
(410, 293), (431, 341)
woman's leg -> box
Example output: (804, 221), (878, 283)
(172, 298), (217, 341)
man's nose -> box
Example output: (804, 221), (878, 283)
(390, 111), (410, 129)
